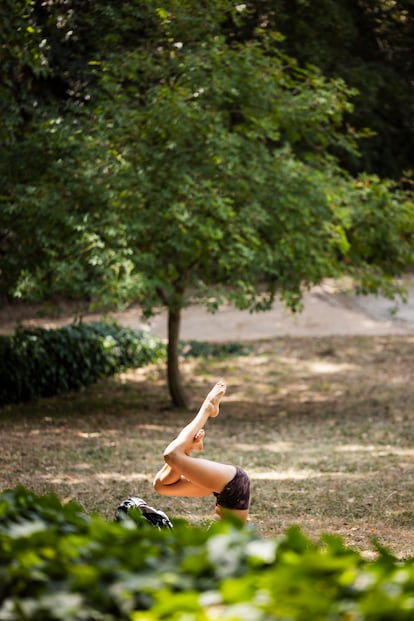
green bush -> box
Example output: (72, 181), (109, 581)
(1, 486), (414, 620)
(0, 321), (166, 406)
(180, 340), (252, 358)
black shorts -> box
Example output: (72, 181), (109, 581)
(213, 466), (250, 510)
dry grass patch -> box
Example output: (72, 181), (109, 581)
(1, 334), (414, 558)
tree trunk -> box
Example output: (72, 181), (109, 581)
(167, 307), (191, 409)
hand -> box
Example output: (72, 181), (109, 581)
(188, 429), (205, 453)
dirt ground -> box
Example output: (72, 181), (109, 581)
(2, 323), (414, 559)
(2, 282), (414, 557)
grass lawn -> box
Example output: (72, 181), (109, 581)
(2, 334), (414, 558)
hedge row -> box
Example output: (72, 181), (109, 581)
(0, 321), (252, 407)
(1, 486), (414, 620)
(0, 321), (166, 406)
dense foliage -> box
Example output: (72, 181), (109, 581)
(1, 0), (413, 406)
(233, 0), (414, 179)
(1, 1), (412, 179)
(0, 321), (165, 406)
(1, 486), (414, 620)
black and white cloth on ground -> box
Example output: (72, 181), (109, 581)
(114, 496), (173, 529)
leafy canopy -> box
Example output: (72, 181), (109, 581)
(1, 0), (413, 315)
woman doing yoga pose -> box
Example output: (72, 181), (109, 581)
(152, 380), (251, 523)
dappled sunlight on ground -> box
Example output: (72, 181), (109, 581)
(335, 444), (414, 456)
(40, 471), (149, 485)
(235, 441), (414, 459)
(250, 469), (373, 481)
(2, 334), (414, 557)
(235, 441), (294, 453)
(305, 360), (358, 374)
(276, 355), (359, 376)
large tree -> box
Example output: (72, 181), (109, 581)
(2, 1), (414, 407)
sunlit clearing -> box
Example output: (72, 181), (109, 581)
(235, 442), (294, 453)
(335, 444), (414, 457)
(275, 356), (358, 375)
(306, 361), (358, 374)
(41, 472), (149, 484)
(118, 366), (164, 385)
(138, 424), (175, 432)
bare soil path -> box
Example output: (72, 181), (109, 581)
(2, 278), (414, 340)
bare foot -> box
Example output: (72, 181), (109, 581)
(205, 380), (226, 418)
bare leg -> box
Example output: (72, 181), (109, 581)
(153, 430), (205, 487)
(153, 380), (236, 495)
(164, 380), (226, 456)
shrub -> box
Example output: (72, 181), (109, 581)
(0, 321), (166, 406)
(1, 486), (414, 620)
(180, 340), (253, 358)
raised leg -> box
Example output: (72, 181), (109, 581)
(164, 380), (226, 455)
(153, 380), (236, 496)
